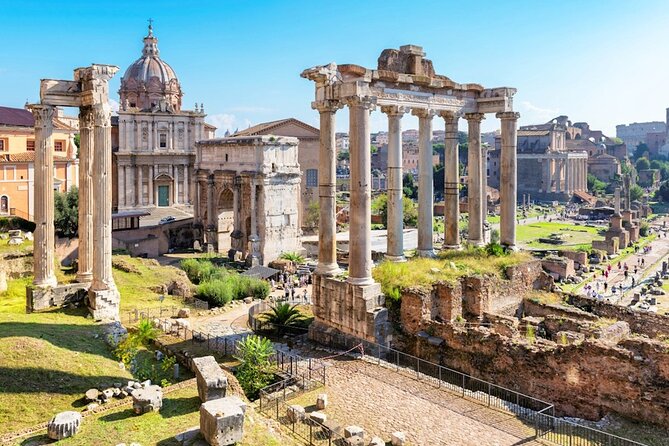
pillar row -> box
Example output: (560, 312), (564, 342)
(497, 111), (519, 249)
(381, 105), (407, 261)
(441, 112), (460, 250)
(466, 113), (485, 246)
(346, 96), (375, 286)
(313, 100), (341, 276)
(76, 106), (94, 283)
(31, 104), (57, 288)
(413, 108), (436, 257)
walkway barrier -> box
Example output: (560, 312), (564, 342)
(314, 331), (646, 446)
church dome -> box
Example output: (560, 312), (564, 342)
(119, 24), (183, 113)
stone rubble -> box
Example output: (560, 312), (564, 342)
(47, 411), (82, 440)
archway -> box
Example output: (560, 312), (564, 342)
(0, 195), (8, 214)
(155, 174), (173, 207)
(217, 188), (234, 253)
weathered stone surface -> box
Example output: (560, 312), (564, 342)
(369, 437), (385, 446)
(316, 393), (328, 410)
(174, 426), (201, 446)
(26, 282), (89, 312)
(132, 385), (163, 414)
(177, 308), (191, 318)
(344, 425), (365, 445)
(286, 405), (306, 423)
(199, 397), (245, 446)
(192, 356), (228, 402)
(391, 431), (406, 446)
(85, 388), (100, 401)
(47, 411), (81, 440)
(310, 411), (327, 424)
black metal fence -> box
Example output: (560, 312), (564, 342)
(125, 306), (178, 325)
(259, 377), (347, 446)
(315, 331), (646, 446)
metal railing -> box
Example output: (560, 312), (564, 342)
(125, 306), (178, 325)
(314, 331), (646, 446)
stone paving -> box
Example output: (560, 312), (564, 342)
(292, 352), (544, 446)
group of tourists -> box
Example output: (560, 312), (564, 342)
(269, 271), (312, 303)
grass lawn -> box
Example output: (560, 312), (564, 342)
(373, 247), (533, 294)
(17, 384), (298, 446)
(517, 222), (603, 250)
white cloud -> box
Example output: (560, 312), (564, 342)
(521, 101), (559, 122)
(206, 113), (254, 136)
(109, 99), (120, 114)
(227, 106), (274, 113)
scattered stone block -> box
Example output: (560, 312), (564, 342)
(47, 411), (82, 440)
(200, 397), (245, 446)
(369, 437), (385, 446)
(391, 431), (406, 446)
(102, 388), (115, 400)
(85, 388), (100, 402)
(193, 356), (228, 402)
(132, 385), (163, 414)
(286, 405), (305, 423)
(316, 393), (328, 410)
(310, 411), (327, 425)
(140, 380), (151, 388)
(86, 403), (99, 411)
(174, 426), (201, 445)
(178, 308), (191, 318)
(344, 425), (365, 445)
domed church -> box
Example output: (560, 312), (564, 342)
(113, 23), (215, 212)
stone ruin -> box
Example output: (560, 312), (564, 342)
(193, 355), (228, 402)
(199, 396), (247, 446)
(47, 411), (82, 440)
(302, 45), (519, 344)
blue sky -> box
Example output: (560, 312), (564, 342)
(2, 1), (669, 135)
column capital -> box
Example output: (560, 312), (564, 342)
(92, 103), (113, 127)
(342, 96), (376, 111)
(29, 104), (55, 127)
(438, 110), (461, 121)
(464, 112), (486, 122)
(411, 108), (436, 119)
(312, 100), (342, 114)
(496, 111), (520, 121)
(380, 105), (408, 117)
(79, 106), (95, 129)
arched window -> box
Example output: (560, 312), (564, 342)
(0, 195), (8, 214)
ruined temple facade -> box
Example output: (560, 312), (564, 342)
(113, 24), (214, 212)
(193, 135), (302, 265)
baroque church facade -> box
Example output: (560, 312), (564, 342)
(112, 25), (214, 212)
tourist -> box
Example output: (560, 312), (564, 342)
(291, 287), (295, 300)
(303, 289), (308, 302)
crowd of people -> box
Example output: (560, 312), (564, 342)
(269, 271), (312, 303)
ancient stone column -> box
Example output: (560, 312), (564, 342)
(347, 96), (375, 286)
(614, 187), (621, 216)
(466, 113), (485, 246)
(497, 112), (519, 249)
(136, 166), (143, 206)
(412, 108), (435, 257)
(381, 105), (406, 261)
(76, 106), (94, 283)
(183, 165), (190, 205)
(313, 100), (341, 275)
(89, 101), (120, 319)
(31, 104), (57, 288)
(247, 179), (260, 265)
(441, 112), (460, 249)
(174, 165), (179, 205)
(206, 174), (215, 245)
(148, 166), (154, 205)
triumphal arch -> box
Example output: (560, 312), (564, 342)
(27, 64), (121, 320)
(302, 45), (519, 342)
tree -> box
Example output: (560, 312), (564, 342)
(371, 193), (388, 226)
(629, 184), (644, 202)
(402, 172), (417, 199)
(260, 303), (307, 334)
(337, 150), (349, 162)
(54, 186), (78, 237)
(636, 157), (650, 171)
(650, 159), (663, 170)
(433, 164), (444, 201)
(656, 181), (669, 202)
(634, 143), (649, 161)
(402, 196), (418, 227)
(234, 335), (275, 400)
(587, 173), (606, 194)
(304, 200), (319, 230)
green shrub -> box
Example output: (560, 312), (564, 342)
(279, 252), (306, 264)
(196, 279), (234, 306)
(234, 335), (276, 400)
(485, 242), (507, 257)
(0, 216), (36, 232)
(640, 222), (650, 237)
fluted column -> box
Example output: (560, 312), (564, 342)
(136, 166), (143, 206)
(346, 96), (375, 286)
(382, 105), (406, 261)
(466, 113), (485, 246)
(31, 104), (57, 288)
(174, 165), (179, 205)
(206, 174), (215, 244)
(441, 112), (460, 249)
(412, 108), (436, 257)
(497, 112), (519, 249)
(148, 166), (154, 205)
(76, 106), (94, 283)
(247, 179), (261, 265)
(183, 165), (189, 205)
(313, 100), (341, 276)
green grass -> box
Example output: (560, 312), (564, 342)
(373, 248), (533, 295)
(516, 222), (603, 250)
(0, 237), (32, 254)
(16, 384), (297, 446)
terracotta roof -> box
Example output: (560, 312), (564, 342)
(232, 118), (319, 137)
(573, 190), (597, 205)
(0, 152), (72, 163)
(0, 106), (34, 127)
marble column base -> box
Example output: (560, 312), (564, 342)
(384, 254), (406, 262)
(315, 262), (341, 277)
(417, 249), (436, 258)
(441, 244), (462, 251)
(502, 243), (518, 252)
(346, 276), (375, 286)
(468, 239), (485, 247)
(33, 276), (58, 288)
(75, 272), (93, 283)
(88, 287), (120, 321)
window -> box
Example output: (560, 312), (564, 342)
(26, 140), (35, 151)
(159, 133), (167, 148)
(306, 169), (318, 187)
(0, 196), (7, 213)
(0, 139), (6, 151)
(54, 141), (64, 152)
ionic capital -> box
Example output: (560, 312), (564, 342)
(29, 104), (55, 128)
(380, 105), (408, 117)
(312, 100), (342, 114)
(464, 112), (486, 123)
(496, 111), (520, 121)
(342, 95), (377, 111)
(411, 108), (436, 119)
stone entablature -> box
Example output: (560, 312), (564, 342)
(194, 135), (301, 265)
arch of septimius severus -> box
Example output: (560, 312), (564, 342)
(27, 64), (121, 321)
(302, 45), (519, 343)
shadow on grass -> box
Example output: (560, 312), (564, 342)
(99, 408), (135, 423)
(0, 367), (127, 394)
(160, 396), (201, 419)
(19, 433), (50, 446)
